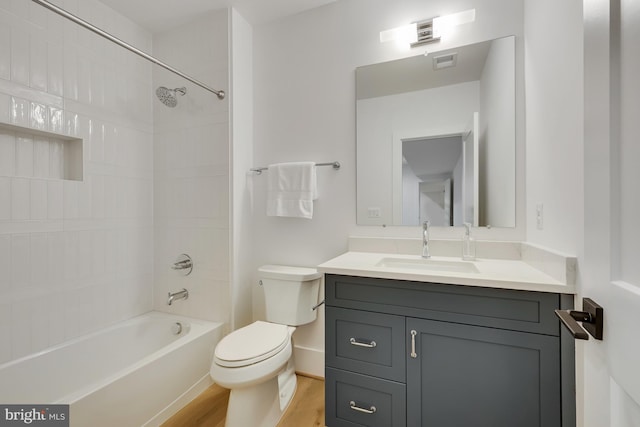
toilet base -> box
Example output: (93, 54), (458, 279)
(224, 360), (297, 427)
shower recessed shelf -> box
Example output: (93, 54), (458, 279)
(0, 122), (83, 181)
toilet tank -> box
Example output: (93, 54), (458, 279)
(259, 265), (322, 326)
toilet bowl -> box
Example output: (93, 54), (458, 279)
(209, 265), (321, 427)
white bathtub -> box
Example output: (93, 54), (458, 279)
(0, 312), (224, 427)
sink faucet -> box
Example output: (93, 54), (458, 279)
(422, 220), (431, 259)
(167, 288), (189, 306)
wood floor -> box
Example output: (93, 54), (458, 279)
(161, 375), (325, 427)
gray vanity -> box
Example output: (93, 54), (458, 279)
(319, 248), (576, 427)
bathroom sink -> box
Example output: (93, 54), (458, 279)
(375, 257), (480, 274)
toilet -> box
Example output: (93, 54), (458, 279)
(210, 265), (322, 427)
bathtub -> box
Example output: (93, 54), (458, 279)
(0, 312), (224, 427)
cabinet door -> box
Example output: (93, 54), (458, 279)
(406, 318), (561, 427)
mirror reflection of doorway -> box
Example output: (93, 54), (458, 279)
(418, 179), (452, 226)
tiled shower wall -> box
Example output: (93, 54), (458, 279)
(0, 0), (154, 364)
(152, 10), (231, 323)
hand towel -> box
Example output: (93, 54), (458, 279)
(266, 162), (318, 219)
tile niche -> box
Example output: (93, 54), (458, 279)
(0, 122), (83, 182)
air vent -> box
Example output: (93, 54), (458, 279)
(432, 52), (458, 70)
(410, 18), (441, 47)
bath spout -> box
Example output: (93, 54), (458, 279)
(168, 288), (189, 306)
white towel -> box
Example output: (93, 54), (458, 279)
(266, 162), (318, 219)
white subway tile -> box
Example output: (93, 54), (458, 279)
(29, 37), (48, 92)
(90, 61), (104, 108)
(0, 24), (10, 80)
(33, 138), (50, 178)
(11, 233), (30, 288)
(64, 111), (78, 137)
(10, 27), (29, 86)
(15, 135), (34, 177)
(91, 174), (104, 218)
(0, 304), (11, 365)
(10, 97), (29, 127)
(78, 180), (91, 218)
(92, 229), (105, 276)
(47, 43), (64, 97)
(47, 180), (63, 219)
(28, 2), (48, 29)
(11, 178), (30, 220)
(77, 55), (91, 105)
(0, 92), (10, 123)
(30, 298), (50, 354)
(77, 230), (91, 278)
(11, 301), (32, 359)
(0, 131), (15, 176)
(30, 233), (48, 288)
(90, 119), (104, 163)
(10, 0), (28, 20)
(49, 139), (63, 179)
(30, 102), (48, 131)
(63, 231), (78, 282)
(63, 180), (78, 218)
(49, 107), (64, 134)
(0, 176), (9, 220)
(47, 232), (64, 287)
(0, 235), (10, 295)
(30, 179), (47, 220)
(63, 47), (78, 101)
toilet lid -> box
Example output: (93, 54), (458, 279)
(214, 321), (290, 368)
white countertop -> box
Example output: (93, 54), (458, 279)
(317, 251), (576, 294)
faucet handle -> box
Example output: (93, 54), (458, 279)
(171, 254), (193, 275)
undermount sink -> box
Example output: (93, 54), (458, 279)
(375, 257), (480, 274)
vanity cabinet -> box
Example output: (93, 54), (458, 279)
(324, 274), (575, 427)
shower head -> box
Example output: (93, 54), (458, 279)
(155, 86), (187, 108)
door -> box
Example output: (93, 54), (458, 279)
(582, 0), (640, 425)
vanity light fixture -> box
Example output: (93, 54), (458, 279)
(379, 9), (476, 48)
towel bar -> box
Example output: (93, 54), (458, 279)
(250, 161), (340, 175)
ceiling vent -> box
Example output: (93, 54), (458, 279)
(432, 52), (458, 70)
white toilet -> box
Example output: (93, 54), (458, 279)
(210, 265), (322, 427)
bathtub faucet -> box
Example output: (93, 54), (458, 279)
(167, 288), (189, 306)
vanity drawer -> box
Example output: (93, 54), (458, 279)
(326, 307), (406, 382)
(326, 274), (561, 335)
(326, 367), (406, 427)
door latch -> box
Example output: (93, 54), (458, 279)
(555, 297), (603, 340)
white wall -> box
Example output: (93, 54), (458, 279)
(480, 35), (515, 227)
(0, 0), (154, 364)
(524, 0), (583, 254)
(252, 0), (525, 376)
(152, 11), (230, 323)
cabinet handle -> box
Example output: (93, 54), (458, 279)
(350, 337), (377, 348)
(349, 400), (377, 414)
(410, 329), (417, 358)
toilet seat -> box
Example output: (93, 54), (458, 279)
(214, 321), (290, 368)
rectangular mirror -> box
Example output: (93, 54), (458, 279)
(356, 36), (516, 227)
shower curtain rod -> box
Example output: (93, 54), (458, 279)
(31, 0), (226, 100)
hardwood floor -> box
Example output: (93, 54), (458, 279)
(161, 375), (325, 427)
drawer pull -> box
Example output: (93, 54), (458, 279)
(349, 400), (377, 414)
(350, 337), (377, 348)
(410, 329), (417, 358)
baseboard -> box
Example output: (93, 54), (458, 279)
(293, 345), (325, 379)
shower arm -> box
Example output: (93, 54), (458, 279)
(31, 0), (226, 100)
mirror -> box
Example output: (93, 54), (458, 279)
(356, 36), (516, 227)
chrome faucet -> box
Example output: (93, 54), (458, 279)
(171, 254), (193, 275)
(167, 288), (189, 306)
(422, 220), (431, 258)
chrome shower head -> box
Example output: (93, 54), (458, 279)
(155, 86), (187, 108)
